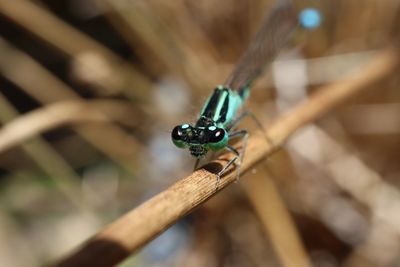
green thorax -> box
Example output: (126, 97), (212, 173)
(197, 85), (249, 128)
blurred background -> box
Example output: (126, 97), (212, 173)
(0, 0), (400, 266)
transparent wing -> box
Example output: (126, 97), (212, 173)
(225, 0), (298, 91)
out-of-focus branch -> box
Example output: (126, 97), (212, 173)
(0, 92), (87, 212)
(287, 123), (400, 267)
(242, 167), (312, 267)
(0, 100), (140, 154)
(99, 0), (222, 92)
(0, 0), (152, 100)
(0, 39), (144, 175)
(53, 47), (399, 267)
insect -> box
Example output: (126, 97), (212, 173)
(171, 1), (319, 184)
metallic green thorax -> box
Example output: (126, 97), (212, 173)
(198, 85), (249, 129)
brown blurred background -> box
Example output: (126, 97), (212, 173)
(0, 0), (400, 266)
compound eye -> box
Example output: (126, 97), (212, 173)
(205, 126), (227, 152)
(171, 124), (190, 148)
(172, 126), (184, 141)
(209, 128), (225, 143)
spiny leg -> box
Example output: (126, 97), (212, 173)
(215, 130), (248, 189)
(229, 130), (249, 182)
(215, 146), (238, 189)
(193, 158), (201, 171)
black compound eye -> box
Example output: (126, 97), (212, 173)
(172, 124), (192, 148)
(171, 126), (183, 141)
(207, 126), (225, 143)
(172, 124), (191, 141)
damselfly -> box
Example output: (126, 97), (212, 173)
(171, 1), (319, 184)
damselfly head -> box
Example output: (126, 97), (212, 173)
(171, 124), (229, 157)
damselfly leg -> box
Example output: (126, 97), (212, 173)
(215, 129), (248, 189)
(193, 158), (201, 171)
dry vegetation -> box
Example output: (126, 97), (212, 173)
(0, 0), (400, 267)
